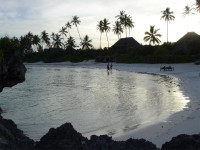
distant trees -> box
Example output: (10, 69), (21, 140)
(144, 26), (161, 45)
(161, 7), (175, 43)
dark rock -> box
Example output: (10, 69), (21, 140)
(0, 114), (34, 150)
(161, 134), (200, 150)
(35, 122), (88, 150)
(35, 122), (158, 150)
(0, 49), (26, 92)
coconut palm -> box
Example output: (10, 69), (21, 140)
(80, 35), (93, 50)
(102, 18), (111, 48)
(41, 30), (50, 49)
(161, 7), (175, 43)
(59, 27), (68, 38)
(52, 34), (63, 48)
(113, 21), (123, 39)
(127, 15), (134, 37)
(97, 20), (104, 49)
(144, 25), (161, 45)
(65, 36), (77, 50)
(182, 5), (195, 17)
(115, 10), (126, 23)
(71, 16), (82, 41)
(32, 35), (41, 51)
(65, 22), (72, 37)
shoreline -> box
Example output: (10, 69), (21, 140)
(24, 61), (200, 147)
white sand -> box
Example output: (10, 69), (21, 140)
(80, 61), (200, 148)
(26, 61), (200, 148)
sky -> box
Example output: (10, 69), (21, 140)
(0, 0), (199, 49)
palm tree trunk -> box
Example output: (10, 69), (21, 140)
(76, 25), (82, 41)
(100, 33), (102, 49)
(106, 32), (109, 48)
(68, 29), (71, 37)
(167, 21), (168, 43)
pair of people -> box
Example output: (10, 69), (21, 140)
(107, 63), (112, 71)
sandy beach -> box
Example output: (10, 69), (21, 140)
(25, 61), (200, 148)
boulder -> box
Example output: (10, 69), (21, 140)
(161, 134), (200, 150)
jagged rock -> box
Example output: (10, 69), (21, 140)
(0, 49), (26, 92)
(161, 134), (200, 150)
(0, 115), (34, 150)
(35, 122), (158, 150)
(35, 122), (88, 150)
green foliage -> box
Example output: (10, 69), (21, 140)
(0, 36), (20, 54)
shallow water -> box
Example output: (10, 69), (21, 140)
(0, 64), (188, 141)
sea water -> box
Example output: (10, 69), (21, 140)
(0, 64), (188, 141)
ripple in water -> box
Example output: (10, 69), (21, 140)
(0, 64), (188, 141)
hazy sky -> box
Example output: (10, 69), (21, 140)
(0, 0), (199, 48)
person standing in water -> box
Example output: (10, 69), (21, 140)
(110, 63), (112, 70)
(107, 63), (110, 71)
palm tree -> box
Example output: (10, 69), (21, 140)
(32, 35), (41, 51)
(127, 15), (134, 37)
(52, 34), (63, 48)
(182, 5), (195, 17)
(144, 25), (161, 45)
(80, 35), (93, 50)
(182, 5), (195, 32)
(113, 21), (123, 39)
(161, 7), (175, 43)
(41, 30), (50, 49)
(59, 27), (68, 38)
(71, 16), (82, 41)
(102, 18), (111, 48)
(65, 36), (77, 50)
(65, 22), (72, 37)
(116, 10), (126, 37)
(97, 20), (104, 49)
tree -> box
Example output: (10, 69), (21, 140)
(97, 20), (104, 49)
(41, 30), (50, 50)
(182, 5), (195, 17)
(52, 34), (63, 48)
(113, 21), (123, 39)
(59, 27), (68, 39)
(126, 15), (134, 37)
(116, 11), (126, 37)
(161, 7), (175, 43)
(80, 35), (93, 50)
(32, 35), (41, 51)
(115, 11), (134, 38)
(182, 5), (195, 32)
(71, 16), (82, 41)
(102, 18), (111, 48)
(144, 25), (161, 45)
(65, 36), (77, 50)
(65, 22), (72, 37)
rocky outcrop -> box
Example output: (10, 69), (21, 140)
(0, 117), (34, 150)
(161, 134), (200, 150)
(0, 49), (26, 92)
(35, 122), (158, 150)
